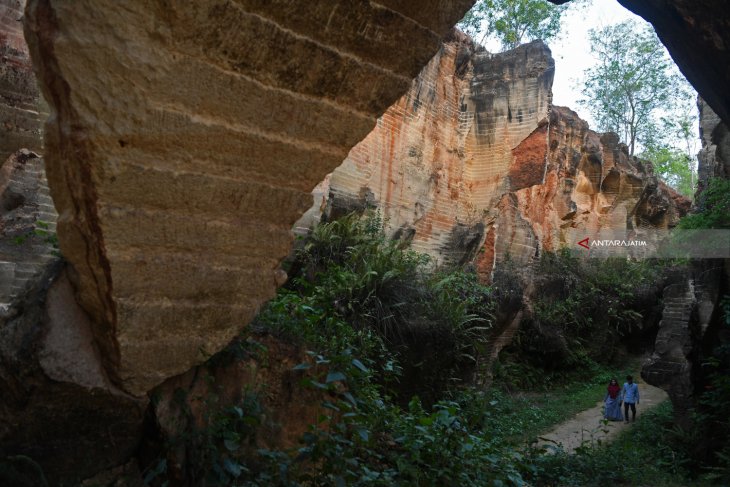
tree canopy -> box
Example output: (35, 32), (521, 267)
(642, 146), (695, 198)
(578, 21), (691, 157)
(458, 0), (566, 50)
(578, 20), (698, 197)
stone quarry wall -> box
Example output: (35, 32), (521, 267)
(5, 0), (728, 480)
(324, 35), (554, 268)
(641, 99), (730, 427)
(318, 36), (688, 277)
(0, 149), (56, 314)
(0, 0), (46, 160)
(22, 0), (474, 396)
(697, 98), (730, 190)
(16, 0), (728, 402)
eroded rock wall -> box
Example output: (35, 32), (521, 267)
(23, 0), (474, 395)
(641, 98), (730, 428)
(0, 0), (46, 160)
(0, 149), (56, 314)
(474, 106), (689, 275)
(697, 97), (730, 192)
(0, 151), (146, 485)
(325, 35), (554, 267)
(319, 37), (688, 277)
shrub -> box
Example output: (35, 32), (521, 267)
(498, 250), (665, 376)
(254, 211), (497, 402)
(679, 177), (730, 229)
(525, 401), (692, 486)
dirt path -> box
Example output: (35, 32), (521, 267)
(538, 378), (668, 453)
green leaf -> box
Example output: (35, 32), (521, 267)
(222, 458), (242, 478)
(351, 359), (369, 373)
(357, 428), (369, 442)
(223, 438), (239, 452)
(342, 391), (357, 406)
(326, 371), (347, 383)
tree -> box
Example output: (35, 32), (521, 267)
(642, 146), (694, 198)
(640, 100), (698, 198)
(457, 0), (567, 50)
(579, 21), (690, 157)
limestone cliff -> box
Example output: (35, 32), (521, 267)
(316, 35), (689, 276)
(697, 98), (730, 191)
(324, 35), (553, 267)
(0, 149), (56, 313)
(22, 0), (474, 397)
(0, 0), (46, 160)
(641, 99), (730, 428)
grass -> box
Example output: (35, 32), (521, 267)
(475, 361), (639, 444)
(148, 213), (706, 486)
(526, 401), (700, 486)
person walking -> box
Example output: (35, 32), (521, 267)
(604, 378), (624, 421)
(622, 375), (640, 423)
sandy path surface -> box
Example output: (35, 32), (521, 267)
(538, 379), (668, 453)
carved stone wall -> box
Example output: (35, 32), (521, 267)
(23, 0), (474, 395)
(318, 37), (688, 277)
(0, 149), (56, 315)
(0, 0), (47, 160)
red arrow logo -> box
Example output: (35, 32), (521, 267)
(578, 237), (590, 249)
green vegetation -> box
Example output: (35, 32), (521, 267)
(145, 214), (709, 486)
(11, 220), (59, 250)
(527, 401), (696, 486)
(579, 21), (694, 158)
(475, 363), (636, 444)
(678, 178), (730, 229)
(496, 250), (665, 385)
(257, 212), (497, 402)
(685, 333), (730, 484)
(458, 0), (568, 50)
(643, 145), (696, 198)
(578, 18), (700, 198)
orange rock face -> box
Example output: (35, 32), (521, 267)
(319, 36), (689, 279)
(325, 34), (555, 267)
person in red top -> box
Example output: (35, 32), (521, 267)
(604, 378), (624, 421)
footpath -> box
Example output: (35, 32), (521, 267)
(538, 378), (668, 453)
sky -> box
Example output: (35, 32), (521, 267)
(479, 0), (678, 131)
(549, 1), (637, 118)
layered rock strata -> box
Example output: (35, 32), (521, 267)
(641, 98), (730, 428)
(0, 151), (145, 485)
(325, 36), (555, 266)
(23, 0), (473, 395)
(697, 98), (730, 191)
(642, 264), (726, 428)
(0, 0), (46, 161)
(0, 149), (56, 314)
(318, 36), (689, 276)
